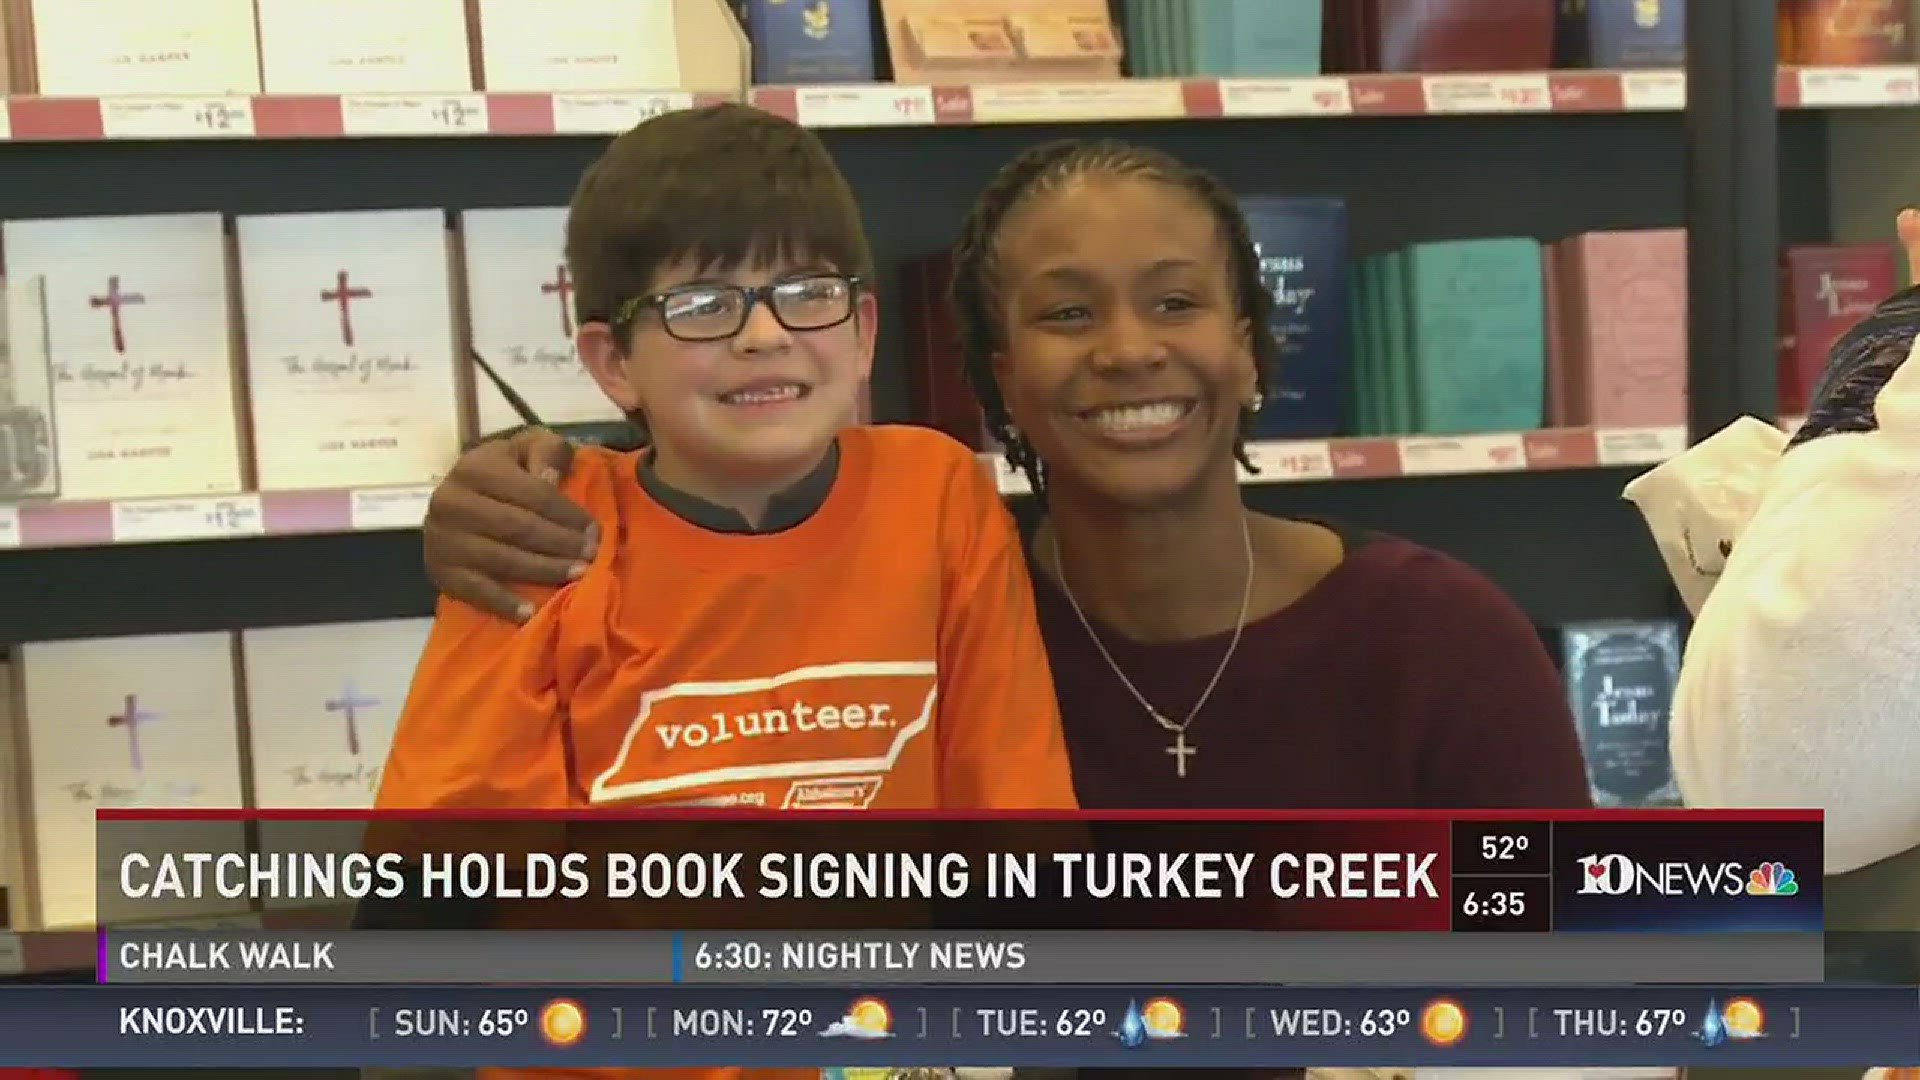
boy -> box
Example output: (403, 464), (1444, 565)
(373, 104), (1076, 1079)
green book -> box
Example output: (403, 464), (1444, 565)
(1380, 249), (1415, 434)
(1403, 238), (1548, 435)
(1346, 255), (1374, 436)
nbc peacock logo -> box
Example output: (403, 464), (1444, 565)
(1745, 861), (1799, 896)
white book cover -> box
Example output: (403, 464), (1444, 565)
(237, 209), (465, 490)
(242, 618), (430, 911)
(0, 658), (17, 929)
(255, 0), (473, 94)
(15, 633), (248, 929)
(29, 0), (261, 96)
(475, 0), (680, 91)
(240, 618), (429, 810)
(460, 207), (620, 434)
(1, 214), (246, 501)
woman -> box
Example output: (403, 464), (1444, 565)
(421, 139), (1591, 811)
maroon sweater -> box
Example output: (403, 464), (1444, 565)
(1035, 528), (1590, 1080)
(1031, 527), (1594, 811)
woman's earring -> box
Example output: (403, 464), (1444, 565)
(1245, 392), (1264, 413)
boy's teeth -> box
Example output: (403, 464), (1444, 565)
(1087, 401), (1188, 432)
(723, 384), (803, 405)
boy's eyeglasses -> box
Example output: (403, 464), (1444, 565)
(610, 273), (863, 343)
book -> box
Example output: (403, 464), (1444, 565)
(1779, 0), (1913, 63)
(255, 0), (473, 93)
(1244, 198), (1351, 439)
(0, 275), (60, 499)
(240, 619), (431, 815)
(475, 0), (680, 91)
(1555, 0), (1686, 68)
(459, 207), (621, 437)
(1779, 242), (1898, 417)
(22, 0), (260, 95)
(236, 209), (467, 491)
(902, 252), (984, 450)
(746, 0), (878, 83)
(0, 656), (18, 930)
(1559, 620), (1683, 808)
(11, 633), (249, 929)
(1188, 0), (1324, 76)
(881, 0), (1121, 84)
(1, 213), (249, 501)
(1551, 229), (1688, 427)
(1402, 238), (1546, 435)
(1363, 0), (1558, 72)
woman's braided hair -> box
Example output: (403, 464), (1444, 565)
(948, 138), (1277, 500)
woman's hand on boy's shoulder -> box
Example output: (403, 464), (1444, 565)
(423, 426), (598, 623)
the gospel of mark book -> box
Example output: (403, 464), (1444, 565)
(25, 0), (260, 95)
(236, 209), (466, 490)
(254, 0), (473, 93)
(240, 619), (430, 811)
(12, 634), (249, 929)
(1, 214), (247, 501)
(460, 208), (621, 435)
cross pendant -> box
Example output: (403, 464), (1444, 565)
(1165, 731), (1196, 778)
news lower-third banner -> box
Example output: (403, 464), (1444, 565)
(92, 810), (1822, 934)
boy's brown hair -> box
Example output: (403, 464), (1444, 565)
(564, 103), (874, 335)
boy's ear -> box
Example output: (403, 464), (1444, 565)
(577, 321), (642, 411)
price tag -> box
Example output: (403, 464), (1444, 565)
(1245, 440), (1334, 482)
(1622, 71), (1686, 111)
(100, 96), (255, 139)
(0, 505), (19, 548)
(1398, 434), (1528, 475)
(111, 495), (265, 543)
(0, 100), (11, 141)
(342, 94), (488, 136)
(350, 485), (433, 530)
(793, 85), (934, 127)
(551, 92), (692, 134)
(0, 933), (21, 976)
(1796, 65), (1920, 107)
(966, 81), (1186, 123)
(1217, 78), (1353, 117)
(1596, 426), (1688, 466)
(1424, 74), (1552, 113)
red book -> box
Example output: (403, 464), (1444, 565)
(1364, 0), (1557, 72)
(1554, 229), (1689, 427)
(1780, 0), (1914, 64)
(902, 252), (986, 450)
(1779, 242), (1899, 416)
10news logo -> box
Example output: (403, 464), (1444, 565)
(1575, 855), (1800, 898)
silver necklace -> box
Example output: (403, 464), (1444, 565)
(1050, 515), (1256, 779)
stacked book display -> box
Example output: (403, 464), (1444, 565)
(0, 620), (431, 934)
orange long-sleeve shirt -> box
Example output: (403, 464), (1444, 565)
(377, 425), (1077, 1080)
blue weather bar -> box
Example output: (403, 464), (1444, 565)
(0, 983), (1913, 1068)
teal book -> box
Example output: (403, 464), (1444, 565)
(1347, 255), (1376, 435)
(1404, 238), (1547, 435)
(1381, 249), (1416, 434)
(1122, 0), (1154, 76)
(1167, 0), (1195, 74)
(1226, 0), (1324, 76)
(1359, 254), (1388, 436)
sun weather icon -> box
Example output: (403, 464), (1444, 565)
(1746, 862), (1799, 895)
(819, 997), (893, 1040)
